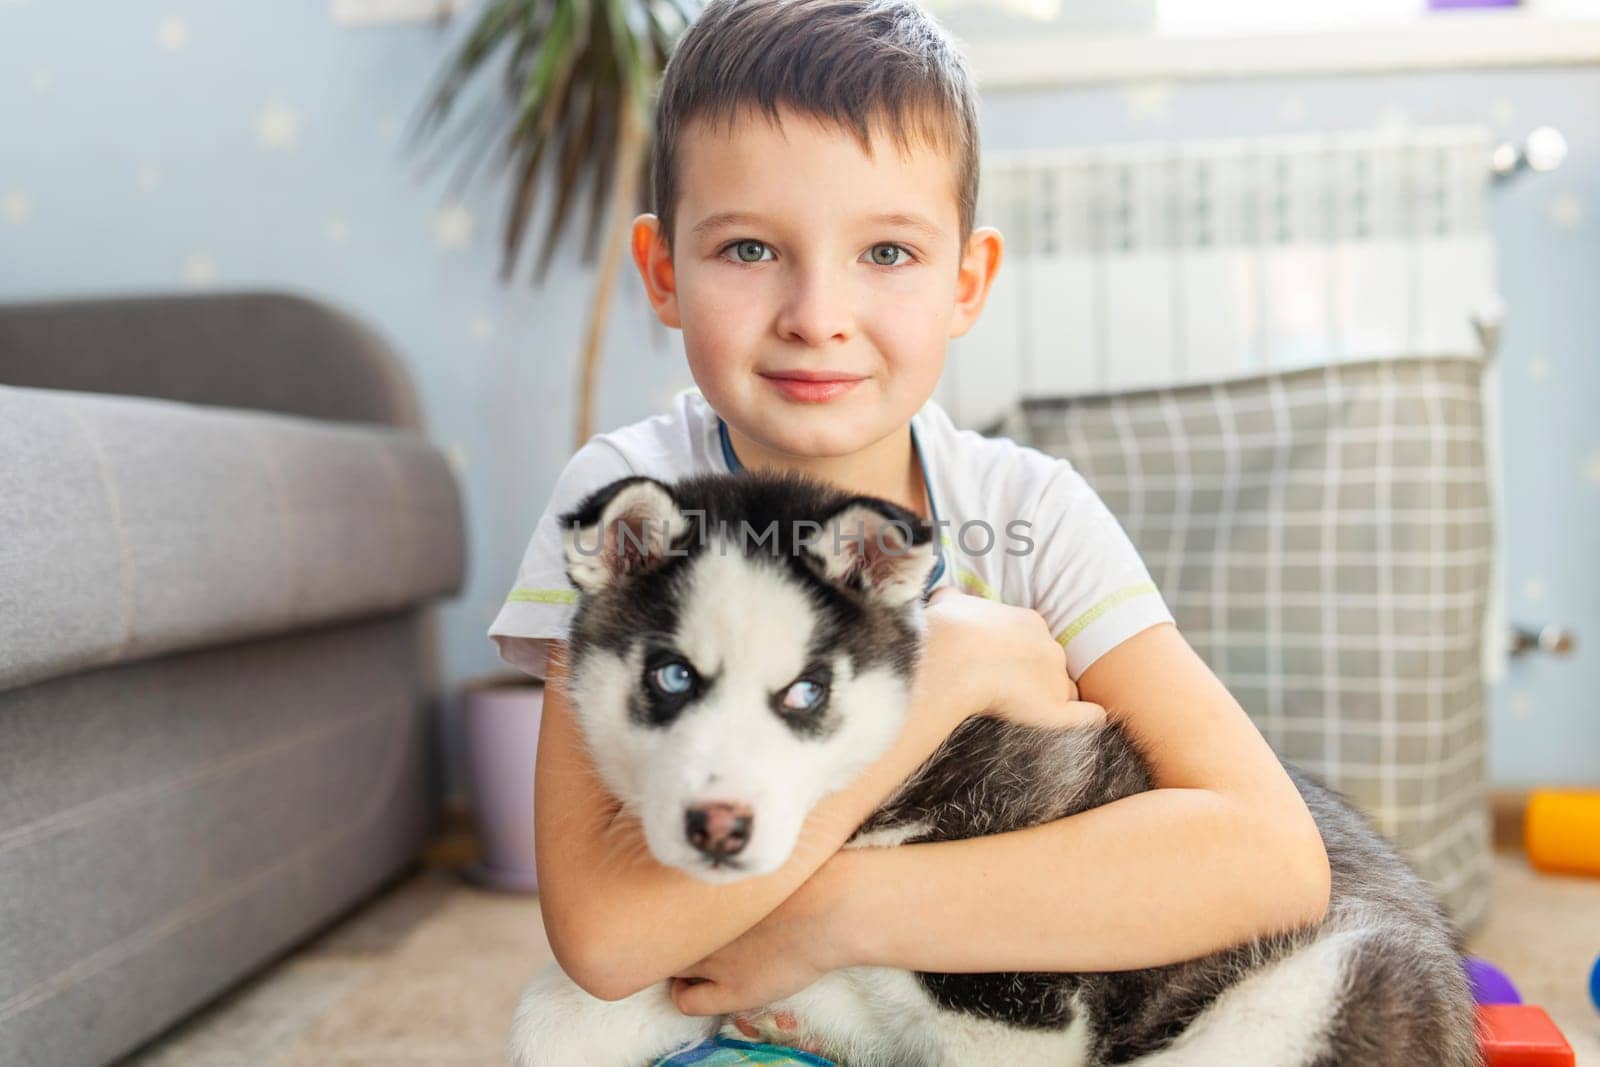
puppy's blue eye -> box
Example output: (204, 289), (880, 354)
(782, 679), (826, 711)
(650, 662), (695, 695)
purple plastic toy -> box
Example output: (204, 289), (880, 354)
(1589, 953), (1599, 1014)
(1464, 956), (1522, 1005)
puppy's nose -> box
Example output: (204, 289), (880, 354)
(684, 802), (753, 858)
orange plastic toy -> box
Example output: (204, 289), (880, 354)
(1477, 1004), (1575, 1066)
(1524, 789), (1600, 878)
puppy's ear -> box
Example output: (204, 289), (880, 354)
(560, 476), (689, 594)
(805, 497), (937, 606)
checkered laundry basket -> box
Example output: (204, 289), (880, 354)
(1004, 356), (1494, 934)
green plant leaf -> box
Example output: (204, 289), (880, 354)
(413, 0), (693, 278)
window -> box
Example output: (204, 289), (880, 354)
(1156, 0), (1424, 37)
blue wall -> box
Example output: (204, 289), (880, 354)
(2, 2), (1593, 792)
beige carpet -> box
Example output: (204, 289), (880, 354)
(122, 862), (550, 1066)
(122, 849), (1600, 1066)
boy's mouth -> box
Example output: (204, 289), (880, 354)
(759, 370), (867, 404)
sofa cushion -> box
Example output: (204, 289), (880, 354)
(0, 384), (465, 693)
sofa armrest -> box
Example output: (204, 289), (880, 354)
(0, 384), (466, 694)
(0, 291), (423, 430)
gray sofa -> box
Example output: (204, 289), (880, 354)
(0, 291), (467, 1066)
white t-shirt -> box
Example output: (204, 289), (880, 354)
(488, 389), (1174, 682)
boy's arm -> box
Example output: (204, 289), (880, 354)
(537, 636), (974, 1002)
(808, 623), (1332, 977)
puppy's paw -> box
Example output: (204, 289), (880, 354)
(507, 963), (716, 1067)
(721, 1009), (826, 1056)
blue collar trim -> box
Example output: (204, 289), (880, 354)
(716, 416), (946, 595)
(717, 414), (741, 472)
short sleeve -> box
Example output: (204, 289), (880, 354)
(487, 439), (635, 679)
(1026, 459), (1175, 682)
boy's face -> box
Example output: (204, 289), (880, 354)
(632, 105), (1002, 460)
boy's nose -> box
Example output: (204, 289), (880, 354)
(775, 272), (852, 346)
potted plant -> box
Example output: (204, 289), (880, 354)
(458, 672), (547, 892)
(411, 0), (696, 893)
(408, 0), (696, 447)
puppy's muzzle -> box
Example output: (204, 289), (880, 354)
(685, 801), (753, 859)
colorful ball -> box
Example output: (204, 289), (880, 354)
(1463, 956), (1522, 1005)
(1589, 953), (1599, 1015)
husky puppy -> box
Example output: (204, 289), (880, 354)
(508, 471), (1481, 1067)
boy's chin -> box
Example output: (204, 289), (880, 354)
(737, 405), (914, 456)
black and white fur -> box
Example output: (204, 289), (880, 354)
(508, 470), (1482, 1067)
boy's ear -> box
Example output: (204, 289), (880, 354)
(630, 213), (681, 329)
(948, 225), (1004, 339)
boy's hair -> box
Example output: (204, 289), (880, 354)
(651, 0), (980, 255)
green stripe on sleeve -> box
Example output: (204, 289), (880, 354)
(955, 567), (1000, 601)
(505, 588), (578, 605)
(1054, 581), (1159, 646)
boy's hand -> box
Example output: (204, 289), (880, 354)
(922, 587), (1106, 732)
(669, 849), (849, 1017)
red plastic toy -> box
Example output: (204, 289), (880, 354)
(1477, 1004), (1575, 1065)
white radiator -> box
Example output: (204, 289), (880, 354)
(940, 125), (1500, 428)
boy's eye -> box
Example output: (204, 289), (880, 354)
(866, 243), (910, 267)
(727, 239), (772, 263)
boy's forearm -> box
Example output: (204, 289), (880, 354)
(825, 786), (1330, 975)
(571, 676), (967, 1001)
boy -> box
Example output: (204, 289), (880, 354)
(488, 0), (1331, 1036)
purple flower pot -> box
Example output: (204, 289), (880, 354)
(460, 674), (545, 894)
